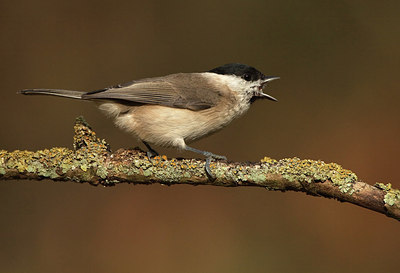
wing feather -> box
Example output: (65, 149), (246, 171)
(82, 73), (221, 111)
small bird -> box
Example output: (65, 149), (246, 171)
(20, 63), (278, 178)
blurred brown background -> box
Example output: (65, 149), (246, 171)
(1, 0), (399, 272)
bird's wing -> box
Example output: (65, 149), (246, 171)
(82, 73), (222, 111)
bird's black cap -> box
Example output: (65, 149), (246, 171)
(209, 63), (264, 82)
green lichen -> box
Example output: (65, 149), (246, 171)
(142, 169), (152, 177)
(96, 165), (108, 179)
(375, 183), (400, 207)
(214, 164), (265, 185)
(247, 172), (267, 183)
(0, 148), (71, 179)
(261, 156), (358, 194)
(384, 191), (400, 206)
(147, 156), (205, 183)
(213, 165), (229, 179)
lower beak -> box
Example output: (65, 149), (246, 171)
(258, 76), (279, 102)
(259, 92), (278, 102)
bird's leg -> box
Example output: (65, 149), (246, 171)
(183, 146), (227, 180)
(142, 141), (159, 159)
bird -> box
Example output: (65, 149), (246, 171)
(20, 63), (279, 178)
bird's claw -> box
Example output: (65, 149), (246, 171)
(204, 154), (226, 181)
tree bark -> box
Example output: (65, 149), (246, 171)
(1, 117), (399, 221)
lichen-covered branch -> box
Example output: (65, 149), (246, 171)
(1, 117), (399, 221)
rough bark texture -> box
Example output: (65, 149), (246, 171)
(1, 117), (399, 221)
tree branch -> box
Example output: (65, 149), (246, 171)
(1, 117), (399, 221)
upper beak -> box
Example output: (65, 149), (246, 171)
(258, 76), (279, 102)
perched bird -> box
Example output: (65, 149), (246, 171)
(20, 63), (278, 178)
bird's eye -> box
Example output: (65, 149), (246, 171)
(243, 74), (251, 81)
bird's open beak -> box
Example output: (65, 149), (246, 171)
(258, 76), (279, 102)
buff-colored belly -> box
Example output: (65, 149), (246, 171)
(102, 102), (248, 149)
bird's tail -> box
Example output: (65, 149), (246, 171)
(19, 89), (85, 99)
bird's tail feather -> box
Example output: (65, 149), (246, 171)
(19, 89), (85, 99)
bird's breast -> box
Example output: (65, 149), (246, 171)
(104, 95), (251, 148)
